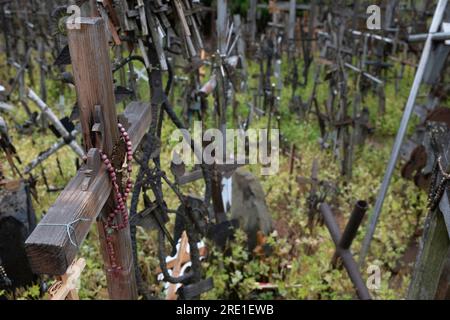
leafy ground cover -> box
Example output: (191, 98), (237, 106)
(0, 52), (427, 300)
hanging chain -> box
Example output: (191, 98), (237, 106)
(427, 156), (450, 211)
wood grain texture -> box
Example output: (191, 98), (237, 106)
(25, 101), (150, 276)
(408, 128), (450, 299)
(68, 18), (138, 300)
(49, 258), (86, 300)
(67, 17), (118, 155)
(434, 257), (450, 299)
(408, 211), (450, 299)
(25, 162), (110, 275)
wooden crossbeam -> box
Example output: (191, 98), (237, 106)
(25, 101), (151, 275)
(25, 18), (151, 300)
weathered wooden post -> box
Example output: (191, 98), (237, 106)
(408, 207), (450, 299)
(247, 0), (257, 45)
(67, 17), (137, 300)
(408, 125), (450, 299)
(25, 17), (152, 300)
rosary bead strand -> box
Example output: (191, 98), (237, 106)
(428, 156), (450, 211)
(100, 122), (133, 272)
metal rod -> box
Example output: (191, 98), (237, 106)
(408, 31), (450, 42)
(24, 129), (79, 174)
(359, 0), (449, 267)
(27, 88), (85, 158)
(340, 201), (368, 250)
(320, 203), (372, 300)
(287, 0), (296, 41)
(349, 29), (395, 44)
(332, 200), (368, 267)
(344, 62), (384, 85)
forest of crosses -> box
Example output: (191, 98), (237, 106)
(1, 0), (450, 301)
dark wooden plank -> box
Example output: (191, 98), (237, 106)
(408, 210), (450, 299)
(434, 257), (450, 299)
(408, 123), (450, 299)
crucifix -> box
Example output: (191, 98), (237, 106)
(156, 231), (208, 300)
(48, 258), (86, 300)
(25, 17), (152, 299)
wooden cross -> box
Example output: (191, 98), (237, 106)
(48, 258), (86, 300)
(25, 18), (152, 299)
(156, 232), (207, 300)
(166, 232), (189, 300)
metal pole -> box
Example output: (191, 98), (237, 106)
(339, 201), (368, 250)
(349, 29), (395, 44)
(217, 0), (228, 55)
(287, 0), (296, 42)
(320, 203), (372, 300)
(359, 0), (448, 266)
(408, 31), (450, 42)
(247, 0), (257, 44)
(344, 62), (384, 85)
(27, 88), (86, 158)
(24, 129), (80, 174)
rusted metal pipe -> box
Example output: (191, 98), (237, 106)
(340, 201), (368, 250)
(408, 31), (450, 43)
(320, 203), (371, 300)
(332, 201), (368, 266)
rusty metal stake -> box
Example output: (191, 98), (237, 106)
(332, 200), (368, 266)
(320, 202), (371, 300)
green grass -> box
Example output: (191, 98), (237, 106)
(0, 49), (428, 300)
